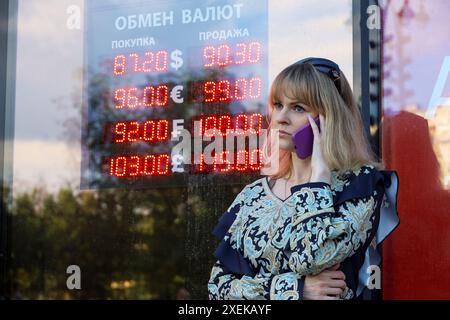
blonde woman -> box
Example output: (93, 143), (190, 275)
(208, 57), (399, 300)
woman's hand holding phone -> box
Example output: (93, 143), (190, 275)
(307, 114), (331, 185)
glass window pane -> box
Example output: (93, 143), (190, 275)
(4, 0), (353, 299)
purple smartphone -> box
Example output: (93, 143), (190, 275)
(292, 116), (320, 159)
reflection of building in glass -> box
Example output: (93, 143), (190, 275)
(429, 107), (450, 189)
(404, 104), (450, 190)
(383, 0), (449, 189)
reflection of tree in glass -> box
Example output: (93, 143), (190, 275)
(9, 183), (192, 299)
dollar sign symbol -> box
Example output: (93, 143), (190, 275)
(170, 49), (183, 71)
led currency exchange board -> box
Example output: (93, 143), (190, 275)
(81, 0), (268, 189)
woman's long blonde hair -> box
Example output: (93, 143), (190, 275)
(261, 61), (382, 179)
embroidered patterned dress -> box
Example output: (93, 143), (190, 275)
(208, 165), (399, 300)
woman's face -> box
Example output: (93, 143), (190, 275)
(270, 93), (319, 151)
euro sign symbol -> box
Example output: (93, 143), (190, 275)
(170, 85), (184, 103)
(170, 49), (183, 71)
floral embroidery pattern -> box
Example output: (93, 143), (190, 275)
(208, 165), (383, 300)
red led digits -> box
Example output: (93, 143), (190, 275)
(247, 42), (261, 63)
(143, 121), (155, 141)
(235, 149), (262, 172)
(143, 86), (155, 107)
(155, 85), (168, 106)
(234, 78), (247, 100)
(114, 122), (127, 143)
(203, 81), (216, 103)
(202, 42), (261, 68)
(142, 52), (153, 72)
(201, 77), (261, 103)
(235, 114), (248, 135)
(195, 149), (262, 173)
(113, 51), (168, 76)
(104, 41), (266, 183)
(143, 155), (156, 175)
(129, 155), (140, 176)
(114, 89), (126, 108)
(249, 149), (262, 170)
(157, 154), (170, 175)
(218, 80), (230, 102)
(235, 150), (248, 172)
(198, 153), (205, 173)
(197, 113), (262, 137)
(113, 119), (169, 144)
(213, 151), (232, 172)
(127, 88), (139, 108)
(129, 53), (141, 72)
(235, 43), (246, 65)
(203, 46), (215, 67)
(115, 156), (127, 177)
(203, 116), (217, 138)
(109, 158), (115, 177)
(155, 51), (168, 71)
(218, 115), (232, 136)
(217, 45), (231, 66)
(156, 120), (169, 141)
(248, 113), (262, 135)
(114, 55), (126, 75)
(127, 121), (140, 142)
(248, 77), (261, 99)
(114, 85), (169, 109)
(108, 153), (170, 177)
